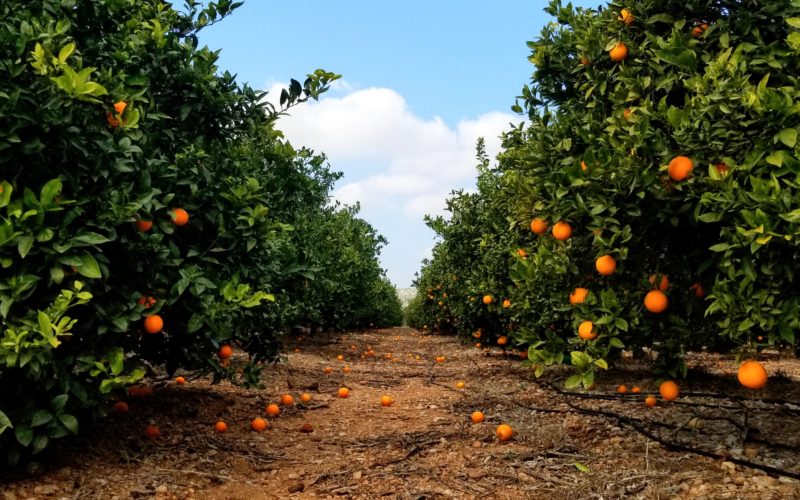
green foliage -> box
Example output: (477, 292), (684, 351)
(413, 0), (800, 384)
(0, 0), (399, 466)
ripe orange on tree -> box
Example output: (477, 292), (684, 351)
(143, 424), (160, 440)
(144, 314), (163, 334)
(266, 403), (280, 417)
(471, 411), (485, 424)
(114, 101), (127, 114)
(692, 23), (709, 37)
(644, 290), (668, 313)
(659, 380), (679, 401)
(631, 386), (641, 394)
(170, 208), (189, 226)
(668, 156), (693, 181)
(135, 219), (153, 232)
(502, 299), (511, 309)
(338, 387), (350, 398)
(281, 394), (294, 406)
(570, 287), (589, 305)
(496, 424), (513, 442)
(380, 395), (394, 407)
(251, 417), (268, 432)
(531, 218), (548, 235)
(106, 112), (121, 128)
(595, 255), (616, 276)
(497, 336), (508, 346)
(552, 221), (572, 241)
(517, 248), (528, 258)
(648, 273), (669, 291)
(483, 295), (493, 305)
(581, 160), (588, 171)
(617, 384), (628, 394)
(214, 421), (228, 433)
(618, 8), (634, 25)
(609, 42), (628, 62)
(218, 344), (233, 359)
(111, 401), (129, 414)
(136, 295), (156, 308)
(623, 108), (633, 120)
(578, 320), (597, 340)
(737, 361), (767, 389)
(690, 283), (705, 297)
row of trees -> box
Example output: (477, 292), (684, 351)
(409, 0), (800, 389)
(0, 0), (400, 465)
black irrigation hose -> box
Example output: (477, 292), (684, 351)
(560, 400), (800, 481)
(510, 379), (800, 480)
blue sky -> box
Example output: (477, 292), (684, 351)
(200, 0), (598, 287)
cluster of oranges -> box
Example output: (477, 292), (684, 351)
(611, 381), (678, 407)
(470, 411), (514, 442)
(135, 204), (191, 336)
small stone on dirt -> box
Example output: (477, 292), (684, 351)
(743, 446), (758, 458)
(353, 471), (362, 480)
(54, 467), (72, 479)
(33, 485), (60, 495)
(752, 476), (779, 487)
(155, 484), (168, 493)
(721, 461), (736, 472)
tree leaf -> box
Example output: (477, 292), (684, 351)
(777, 128), (797, 148)
(187, 313), (204, 333)
(0, 410), (12, 436)
(564, 374), (583, 389)
(788, 32), (800, 51)
(15, 425), (33, 447)
(50, 394), (68, 413)
(17, 235), (33, 258)
(76, 252), (102, 278)
(574, 462), (591, 473)
(108, 347), (124, 376)
(58, 414), (78, 434)
(30, 410), (53, 427)
(31, 434), (48, 454)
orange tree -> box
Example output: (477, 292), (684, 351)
(0, 0), (400, 466)
(412, 0), (800, 388)
(408, 140), (525, 342)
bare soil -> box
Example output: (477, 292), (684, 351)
(2, 327), (800, 499)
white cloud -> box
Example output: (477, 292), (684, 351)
(270, 82), (521, 218)
(264, 81), (523, 286)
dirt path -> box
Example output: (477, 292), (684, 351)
(2, 327), (800, 499)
